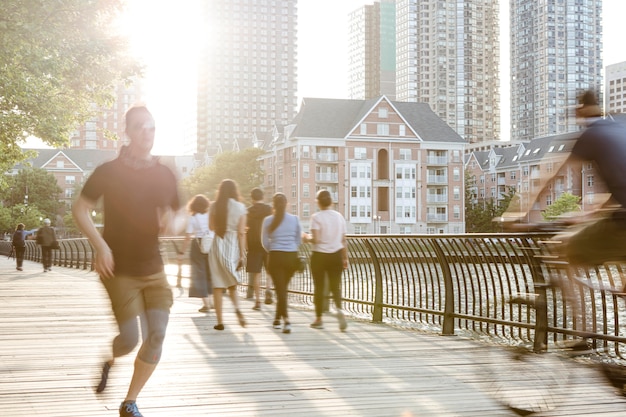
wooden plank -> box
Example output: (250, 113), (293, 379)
(1, 258), (626, 416)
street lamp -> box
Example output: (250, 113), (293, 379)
(373, 215), (381, 234)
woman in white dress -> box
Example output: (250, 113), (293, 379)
(208, 179), (247, 330)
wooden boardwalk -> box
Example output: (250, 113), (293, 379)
(2, 258), (626, 417)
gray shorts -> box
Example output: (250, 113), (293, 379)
(561, 216), (626, 265)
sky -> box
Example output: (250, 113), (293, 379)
(26, 0), (626, 153)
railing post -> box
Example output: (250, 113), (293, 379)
(432, 240), (455, 336)
(523, 238), (549, 352)
(365, 239), (384, 323)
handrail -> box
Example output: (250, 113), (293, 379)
(2, 234), (625, 361)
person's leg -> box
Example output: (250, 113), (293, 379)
(213, 288), (224, 328)
(15, 247), (25, 269)
(326, 251), (347, 331)
(227, 285), (246, 327)
(272, 263), (287, 322)
(125, 309), (169, 401)
(310, 252), (326, 326)
(253, 272), (262, 305)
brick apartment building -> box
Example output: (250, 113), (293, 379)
(257, 96), (466, 234)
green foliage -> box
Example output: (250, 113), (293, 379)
(542, 192), (581, 220)
(464, 170), (515, 233)
(0, 203), (45, 232)
(0, 0), (142, 172)
(181, 148), (266, 203)
(4, 168), (63, 219)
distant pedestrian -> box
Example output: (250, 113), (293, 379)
(304, 189), (349, 331)
(208, 179), (247, 330)
(262, 192), (302, 334)
(179, 194), (213, 313)
(11, 223), (32, 271)
(246, 187), (273, 310)
(36, 218), (57, 272)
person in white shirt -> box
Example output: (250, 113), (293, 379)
(179, 194), (213, 312)
(304, 189), (348, 331)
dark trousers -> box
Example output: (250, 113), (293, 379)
(15, 246), (25, 268)
(267, 251), (297, 322)
(41, 246), (52, 270)
(311, 251), (344, 318)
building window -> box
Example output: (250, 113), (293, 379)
(351, 205), (357, 217)
(291, 166), (296, 178)
(355, 147), (366, 159)
(303, 164), (309, 178)
(278, 168), (283, 180)
(510, 171), (516, 180)
(65, 188), (74, 198)
(587, 175), (594, 187)
(377, 123), (389, 136)
(291, 185), (297, 198)
(65, 176), (76, 185)
(351, 186), (358, 198)
(453, 186), (460, 200)
(379, 107), (388, 118)
(399, 125), (406, 136)
(303, 203), (310, 218)
(453, 205), (460, 219)
(303, 183), (310, 198)
(302, 146), (310, 158)
(360, 124), (367, 135)
(453, 168), (460, 181)
(399, 149), (410, 160)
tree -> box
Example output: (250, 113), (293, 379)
(542, 192), (581, 220)
(464, 170), (517, 233)
(4, 168), (63, 220)
(181, 148), (266, 203)
(0, 0), (142, 176)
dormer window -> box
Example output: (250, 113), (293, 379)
(379, 107), (388, 118)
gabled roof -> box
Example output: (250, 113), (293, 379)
(17, 148), (117, 172)
(289, 96), (464, 144)
(495, 145), (525, 169)
(516, 132), (577, 164)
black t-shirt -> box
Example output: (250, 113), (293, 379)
(246, 202), (272, 250)
(81, 157), (180, 276)
(572, 118), (626, 208)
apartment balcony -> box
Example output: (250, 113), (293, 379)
(426, 214), (448, 222)
(427, 175), (448, 184)
(316, 153), (339, 162)
(426, 195), (448, 203)
(426, 156), (448, 165)
(316, 173), (338, 182)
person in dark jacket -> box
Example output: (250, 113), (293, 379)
(36, 218), (57, 272)
(12, 223), (33, 271)
(246, 187), (273, 309)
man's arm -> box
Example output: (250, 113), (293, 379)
(72, 194), (114, 278)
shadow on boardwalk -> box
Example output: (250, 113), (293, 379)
(1, 258), (626, 416)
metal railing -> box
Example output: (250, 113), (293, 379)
(3, 234), (625, 360)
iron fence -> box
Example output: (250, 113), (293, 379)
(3, 234), (625, 360)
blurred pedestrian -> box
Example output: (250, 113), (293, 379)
(261, 192), (302, 334)
(305, 189), (349, 331)
(179, 194), (213, 313)
(208, 179), (247, 330)
(72, 104), (181, 417)
(11, 223), (32, 271)
(246, 187), (273, 310)
(36, 218), (57, 272)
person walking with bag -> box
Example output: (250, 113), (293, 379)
(36, 218), (57, 272)
(261, 192), (302, 334)
(304, 189), (349, 331)
(12, 223), (32, 271)
(208, 179), (247, 330)
(179, 194), (213, 313)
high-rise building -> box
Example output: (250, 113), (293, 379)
(510, 0), (603, 142)
(68, 81), (141, 151)
(606, 61), (626, 115)
(197, 0), (298, 158)
(395, 0), (500, 144)
(348, 0), (396, 100)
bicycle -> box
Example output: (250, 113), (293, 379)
(495, 214), (626, 413)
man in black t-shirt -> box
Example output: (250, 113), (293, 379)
(245, 187), (274, 308)
(72, 105), (180, 417)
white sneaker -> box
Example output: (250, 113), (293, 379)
(338, 312), (347, 332)
(283, 323), (292, 334)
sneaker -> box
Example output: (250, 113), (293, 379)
(272, 320), (281, 329)
(264, 291), (273, 305)
(119, 400), (143, 417)
(283, 323), (292, 334)
(198, 306), (210, 313)
(252, 303), (261, 311)
(16, 267), (22, 271)
(310, 320), (324, 329)
(337, 311), (348, 332)
(96, 361), (111, 393)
